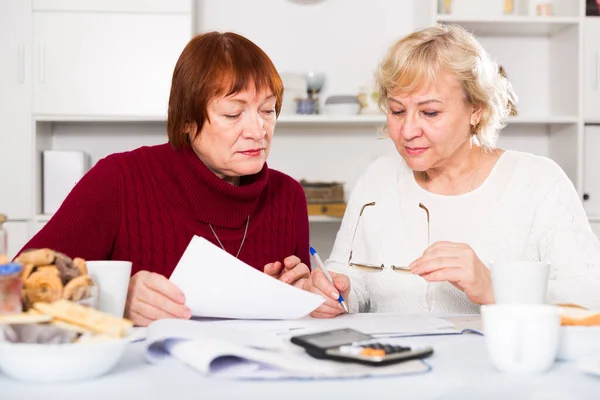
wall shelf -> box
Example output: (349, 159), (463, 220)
(277, 114), (386, 126)
(436, 15), (580, 36)
(308, 215), (343, 223)
(34, 115), (168, 122)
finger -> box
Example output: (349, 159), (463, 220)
(412, 256), (461, 275)
(331, 272), (350, 293)
(128, 310), (154, 327)
(137, 284), (191, 319)
(143, 273), (186, 304)
(264, 261), (283, 278)
(280, 263), (310, 284)
(130, 298), (182, 322)
(311, 270), (341, 301)
(311, 309), (342, 319)
(422, 267), (462, 283)
(283, 255), (301, 269)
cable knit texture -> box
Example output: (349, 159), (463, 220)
(326, 150), (600, 313)
(21, 144), (310, 277)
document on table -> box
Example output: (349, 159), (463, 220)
(209, 312), (457, 337)
(169, 236), (324, 320)
(145, 318), (431, 380)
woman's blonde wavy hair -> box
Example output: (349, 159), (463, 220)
(376, 24), (517, 150)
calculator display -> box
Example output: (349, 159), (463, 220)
(300, 328), (373, 348)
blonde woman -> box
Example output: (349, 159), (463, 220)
(303, 24), (600, 317)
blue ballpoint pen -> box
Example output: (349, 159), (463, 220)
(309, 246), (349, 313)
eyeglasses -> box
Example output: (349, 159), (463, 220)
(348, 202), (431, 274)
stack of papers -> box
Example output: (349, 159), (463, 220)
(145, 319), (432, 380)
(169, 236), (324, 319)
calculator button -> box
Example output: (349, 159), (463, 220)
(339, 345), (362, 356)
(360, 348), (386, 357)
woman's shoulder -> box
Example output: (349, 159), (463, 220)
(503, 150), (568, 180)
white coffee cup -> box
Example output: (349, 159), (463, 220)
(481, 304), (560, 374)
(85, 260), (132, 317)
(490, 261), (550, 304)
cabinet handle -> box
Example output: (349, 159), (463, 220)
(18, 44), (25, 84)
(38, 44), (45, 83)
(593, 52), (598, 90)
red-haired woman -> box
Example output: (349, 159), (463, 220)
(21, 32), (310, 326)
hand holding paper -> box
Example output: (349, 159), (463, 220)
(169, 236), (324, 319)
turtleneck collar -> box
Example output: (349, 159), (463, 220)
(156, 144), (269, 229)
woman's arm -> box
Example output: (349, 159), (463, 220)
(325, 168), (374, 313)
(19, 156), (122, 261)
(532, 171), (600, 310)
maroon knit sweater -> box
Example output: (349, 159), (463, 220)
(21, 144), (310, 277)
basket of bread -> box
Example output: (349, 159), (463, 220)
(15, 248), (98, 309)
(0, 249), (134, 383)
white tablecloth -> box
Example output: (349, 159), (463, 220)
(1, 318), (599, 400)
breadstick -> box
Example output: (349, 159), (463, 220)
(16, 248), (55, 266)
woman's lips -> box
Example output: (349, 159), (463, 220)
(405, 147), (428, 156)
(239, 149), (264, 157)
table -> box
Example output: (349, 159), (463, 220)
(1, 317), (599, 400)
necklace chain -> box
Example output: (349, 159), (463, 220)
(209, 215), (250, 258)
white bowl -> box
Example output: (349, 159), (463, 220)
(0, 337), (129, 383)
(322, 103), (360, 116)
(557, 326), (600, 361)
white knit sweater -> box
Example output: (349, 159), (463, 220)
(326, 150), (600, 314)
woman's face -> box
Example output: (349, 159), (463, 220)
(386, 72), (482, 172)
(191, 86), (277, 181)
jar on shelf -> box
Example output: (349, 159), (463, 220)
(0, 263), (23, 314)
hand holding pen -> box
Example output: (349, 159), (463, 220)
(304, 246), (351, 318)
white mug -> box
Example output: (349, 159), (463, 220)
(85, 260), (132, 317)
(481, 304), (560, 374)
(490, 261), (550, 304)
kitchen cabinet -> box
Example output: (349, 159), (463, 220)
(584, 125), (600, 216)
(584, 18), (600, 122)
(4, 221), (31, 260)
(32, 1), (192, 118)
(0, 0), (34, 220)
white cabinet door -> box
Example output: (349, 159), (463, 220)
(4, 221), (31, 260)
(584, 126), (600, 216)
(584, 19), (600, 121)
(0, 0), (33, 220)
(33, 11), (191, 117)
(590, 222), (600, 240)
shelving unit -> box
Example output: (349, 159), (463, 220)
(2, 0), (600, 259)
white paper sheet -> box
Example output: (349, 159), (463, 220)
(208, 312), (455, 336)
(169, 236), (324, 319)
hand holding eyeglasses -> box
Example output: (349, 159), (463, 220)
(303, 269), (351, 318)
(409, 241), (494, 305)
(264, 255), (311, 289)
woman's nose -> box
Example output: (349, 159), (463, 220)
(400, 113), (423, 140)
(243, 112), (267, 139)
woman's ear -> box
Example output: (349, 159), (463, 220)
(470, 104), (483, 127)
(185, 122), (199, 141)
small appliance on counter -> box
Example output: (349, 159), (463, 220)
(42, 150), (90, 215)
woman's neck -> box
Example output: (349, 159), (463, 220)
(417, 140), (483, 195)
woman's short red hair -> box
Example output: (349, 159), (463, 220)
(167, 32), (283, 149)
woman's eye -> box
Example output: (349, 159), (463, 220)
(423, 111), (439, 117)
(391, 109), (405, 116)
(224, 113), (241, 120)
(262, 109), (275, 116)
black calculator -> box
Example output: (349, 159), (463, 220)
(290, 328), (434, 367)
